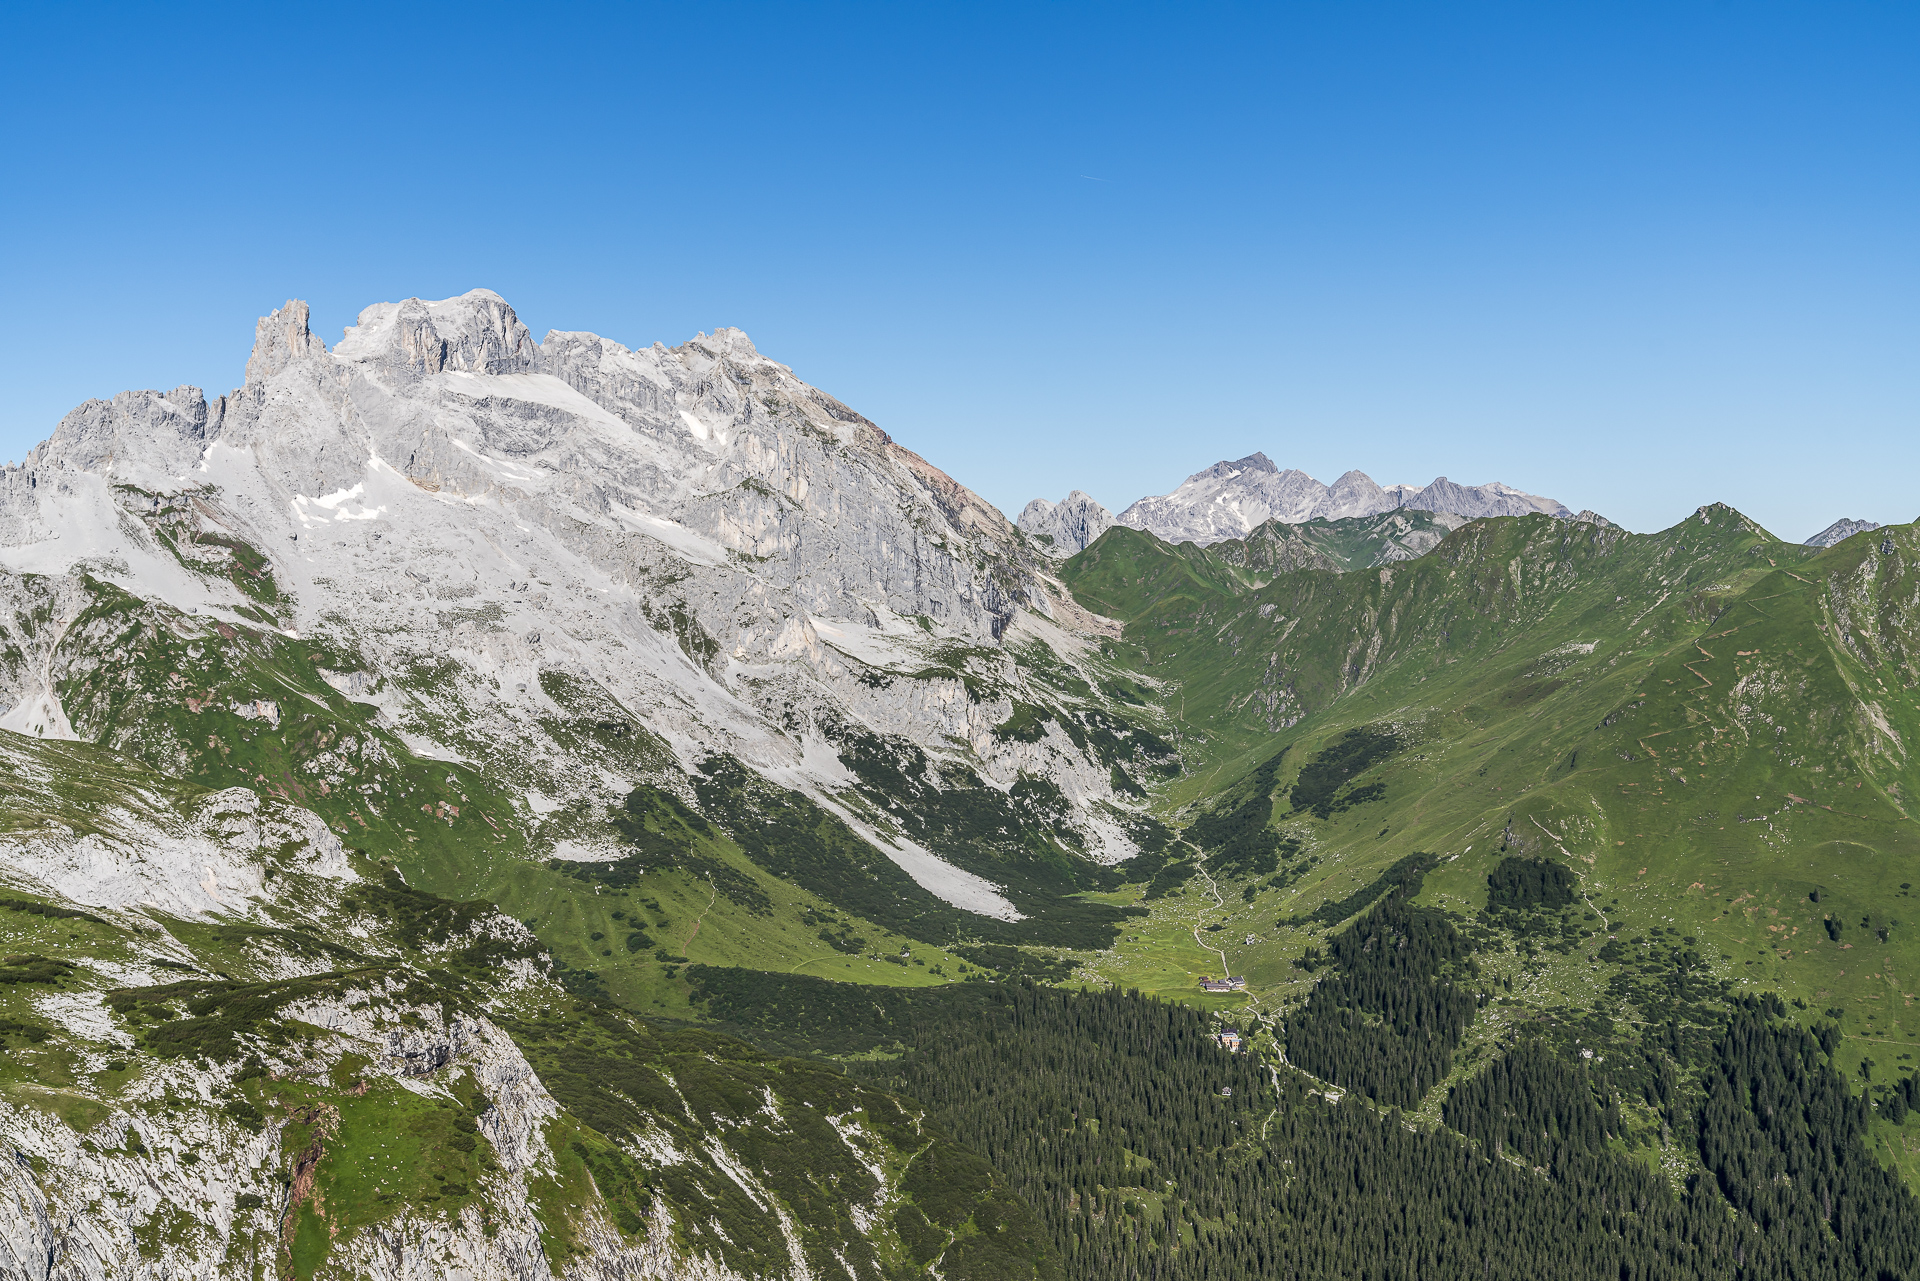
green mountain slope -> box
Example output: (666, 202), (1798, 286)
(0, 730), (1050, 1279)
(15, 497), (1920, 1278)
(1060, 513), (1920, 1157)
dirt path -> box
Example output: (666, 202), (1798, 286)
(681, 877), (717, 954)
(1261, 1062), (1283, 1141)
(1527, 814), (1611, 934)
(1190, 858), (1234, 980)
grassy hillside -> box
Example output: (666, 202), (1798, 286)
(0, 731), (1050, 1280)
(1059, 511), (1920, 1181)
(17, 503), (1920, 1275)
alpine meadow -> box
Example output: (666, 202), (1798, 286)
(3, 289), (1920, 1281)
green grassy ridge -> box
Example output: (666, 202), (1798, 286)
(31, 574), (1162, 1006)
(1056, 511), (1920, 1175)
(456, 785), (979, 1018)
(30, 580), (996, 1004)
(1064, 506), (1795, 795)
(7, 576), (1021, 1019)
(1215, 510), (1468, 574)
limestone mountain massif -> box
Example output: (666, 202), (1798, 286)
(1107, 452), (1573, 547)
(1016, 490), (1116, 558)
(9, 288), (1920, 1281)
(1, 290), (1146, 882)
(0, 290), (1156, 1279)
(1020, 453), (1582, 566)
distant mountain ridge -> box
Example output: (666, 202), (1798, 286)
(1116, 452), (1573, 546)
(1806, 517), (1883, 548)
(1019, 452), (1578, 554)
(1018, 490), (1116, 556)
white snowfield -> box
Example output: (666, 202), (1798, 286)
(0, 289), (1136, 916)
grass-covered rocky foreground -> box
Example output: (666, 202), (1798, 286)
(0, 747), (1046, 1279)
(9, 505), (1920, 1279)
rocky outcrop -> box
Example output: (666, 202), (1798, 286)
(1018, 490), (1115, 557)
(1807, 517), (1882, 548)
(0, 289), (1136, 1281)
(244, 299), (328, 383)
(1112, 452), (1573, 546)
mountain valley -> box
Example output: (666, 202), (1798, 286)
(4, 292), (1920, 1279)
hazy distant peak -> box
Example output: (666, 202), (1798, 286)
(1806, 517), (1882, 548)
(1018, 490), (1116, 557)
(1111, 457), (1573, 546)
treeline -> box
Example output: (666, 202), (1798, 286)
(1284, 873), (1477, 1107)
(1282, 850), (1437, 928)
(1183, 744), (1290, 877)
(1485, 855), (1578, 911)
(868, 981), (1920, 1280)
(1697, 999), (1920, 1278)
(1286, 724), (1400, 819)
(694, 755), (1141, 950)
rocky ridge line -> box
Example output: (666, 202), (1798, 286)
(1024, 453), (1576, 549)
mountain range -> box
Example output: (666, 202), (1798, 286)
(4, 290), (1920, 1280)
(1019, 452), (1600, 556)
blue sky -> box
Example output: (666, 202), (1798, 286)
(2, 2), (1914, 539)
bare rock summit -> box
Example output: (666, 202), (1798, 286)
(1019, 490), (1116, 557)
(1105, 453), (1574, 547)
(1806, 518), (1882, 548)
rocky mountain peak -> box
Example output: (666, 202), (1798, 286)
(1018, 490), (1116, 558)
(1806, 517), (1883, 548)
(331, 287), (539, 376)
(1198, 451), (1278, 480)
(680, 326), (764, 362)
(1113, 457), (1575, 547)
(244, 299), (326, 383)
(1, 286), (1093, 799)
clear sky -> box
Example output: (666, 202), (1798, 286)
(2, 2), (1914, 540)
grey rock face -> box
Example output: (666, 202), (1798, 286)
(1402, 476), (1572, 522)
(0, 289), (1137, 910)
(1018, 490), (1116, 557)
(0, 289), (1162, 1278)
(1806, 518), (1882, 548)
(244, 298), (327, 382)
(1114, 453), (1573, 546)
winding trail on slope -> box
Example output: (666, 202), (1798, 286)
(681, 876), (718, 955)
(1190, 857), (1233, 979)
(1261, 1062), (1283, 1141)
